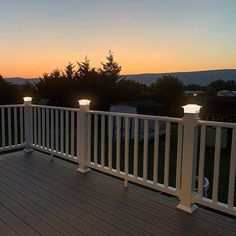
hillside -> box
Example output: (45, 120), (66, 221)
(4, 69), (236, 86)
(125, 69), (236, 86)
(4, 77), (39, 85)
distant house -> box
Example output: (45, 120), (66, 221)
(184, 90), (205, 96)
(184, 91), (206, 107)
(109, 101), (166, 115)
(109, 101), (166, 140)
(217, 90), (236, 97)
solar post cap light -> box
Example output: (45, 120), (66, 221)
(78, 99), (91, 105)
(23, 97), (32, 105)
(182, 104), (202, 114)
(78, 99), (91, 111)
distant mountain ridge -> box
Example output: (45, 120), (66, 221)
(4, 69), (236, 86)
(125, 69), (236, 86)
(4, 77), (39, 85)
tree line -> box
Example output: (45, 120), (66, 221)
(1, 51), (236, 116)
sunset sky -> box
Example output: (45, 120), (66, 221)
(1, 0), (236, 78)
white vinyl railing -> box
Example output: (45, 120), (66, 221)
(0, 100), (235, 216)
(88, 110), (183, 197)
(192, 120), (236, 216)
(31, 105), (79, 163)
(0, 105), (25, 151)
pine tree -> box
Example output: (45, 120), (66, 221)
(99, 51), (123, 82)
(77, 57), (97, 80)
(50, 69), (62, 79)
(63, 62), (75, 80)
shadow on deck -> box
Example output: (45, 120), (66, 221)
(0, 151), (235, 236)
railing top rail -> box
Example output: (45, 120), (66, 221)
(32, 104), (80, 112)
(89, 110), (183, 123)
(0, 104), (24, 108)
(198, 119), (236, 129)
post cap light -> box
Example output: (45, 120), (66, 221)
(23, 97), (32, 102)
(182, 104), (202, 114)
(78, 99), (91, 106)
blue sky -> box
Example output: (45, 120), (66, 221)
(0, 0), (236, 77)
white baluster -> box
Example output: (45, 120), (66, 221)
(116, 116), (121, 173)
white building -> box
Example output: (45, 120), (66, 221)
(109, 101), (166, 140)
(184, 90), (205, 96)
(217, 90), (236, 97)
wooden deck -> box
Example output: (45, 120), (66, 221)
(0, 151), (235, 236)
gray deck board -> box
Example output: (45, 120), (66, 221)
(0, 191), (63, 236)
(0, 201), (39, 236)
(0, 151), (235, 236)
(0, 218), (18, 236)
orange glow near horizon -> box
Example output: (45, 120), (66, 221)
(1, 35), (236, 78)
(1, 44), (236, 78)
(1, 1), (236, 78)
(2, 56), (236, 78)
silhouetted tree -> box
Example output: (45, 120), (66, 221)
(89, 51), (125, 109)
(206, 86), (217, 96)
(0, 75), (20, 104)
(150, 75), (185, 116)
(117, 80), (148, 101)
(226, 80), (236, 90)
(208, 79), (236, 91)
(19, 81), (38, 99)
(77, 57), (97, 80)
(36, 67), (77, 106)
(34, 52), (127, 109)
(99, 51), (123, 83)
(185, 84), (206, 91)
(76, 57), (103, 109)
(62, 62), (76, 80)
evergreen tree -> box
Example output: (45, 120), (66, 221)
(77, 57), (97, 80)
(50, 69), (62, 80)
(99, 51), (123, 82)
(63, 62), (76, 80)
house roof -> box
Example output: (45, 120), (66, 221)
(110, 101), (166, 116)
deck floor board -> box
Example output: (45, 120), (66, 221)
(0, 151), (235, 236)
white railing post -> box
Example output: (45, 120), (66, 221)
(77, 99), (91, 173)
(177, 104), (202, 213)
(23, 97), (33, 152)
